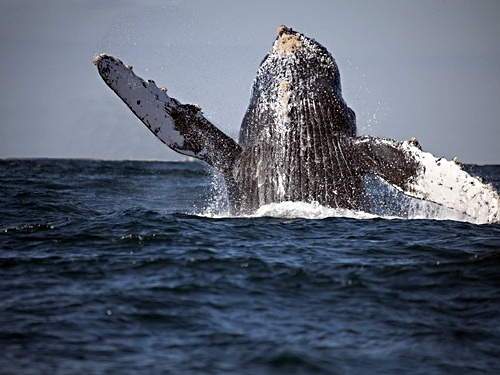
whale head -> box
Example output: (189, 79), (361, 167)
(239, 25), (356, 148)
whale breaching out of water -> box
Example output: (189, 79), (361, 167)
(94, 25), (500, 223)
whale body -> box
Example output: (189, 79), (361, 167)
(94, 26), (500, 223)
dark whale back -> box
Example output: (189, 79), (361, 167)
(234, 26), (360, 212)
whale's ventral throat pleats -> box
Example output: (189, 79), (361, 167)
(234, 26), (359, 212)
(239, 26), (355, 147)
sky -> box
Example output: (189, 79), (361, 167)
(0, 0), (499, 164)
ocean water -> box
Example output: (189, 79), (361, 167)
(1, 158), (499, 375)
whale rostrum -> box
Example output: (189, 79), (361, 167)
(94, 25), (500, 223)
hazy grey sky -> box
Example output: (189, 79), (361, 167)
(0, 0), (499, 163)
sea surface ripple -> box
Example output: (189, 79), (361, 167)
(1, 159), (499, 374)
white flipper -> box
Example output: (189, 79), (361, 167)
(399, 140), (500, 224)
(93, 54), (240, 175)
(355, 136), (500, 224)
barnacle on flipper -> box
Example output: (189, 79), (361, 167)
(407, 137), (422, 150)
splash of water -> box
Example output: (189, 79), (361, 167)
(201, 171), (231, 217)
(200, 170), (495, 223)
(251, 201), (377, 220)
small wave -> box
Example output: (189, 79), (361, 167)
(4, 223), (56, 233)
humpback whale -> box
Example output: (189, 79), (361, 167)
(94, 25), (500, 223)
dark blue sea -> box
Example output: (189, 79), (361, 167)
(1, 159), (499, 375)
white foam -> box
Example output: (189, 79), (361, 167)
(200, 201), (377, 220)
(199, 194), (496, 223)
(251, 201), (377, 220)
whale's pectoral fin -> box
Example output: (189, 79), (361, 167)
(93, 54), (241, 175)
(354, 136), (500, 224)
(354, 136), (419, 191)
